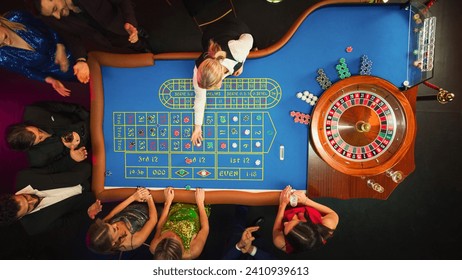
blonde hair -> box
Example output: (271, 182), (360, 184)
(197, 40), (227, 89)
(0, 15), (26, 32)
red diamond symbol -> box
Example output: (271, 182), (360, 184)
(197, 169), (211, 177)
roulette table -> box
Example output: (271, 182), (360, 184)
(89, 0), (430, 203)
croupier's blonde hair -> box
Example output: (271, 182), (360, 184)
(197, 39), (227, 89)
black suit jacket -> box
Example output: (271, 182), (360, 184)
(23, 101), (89, 173)
(39, 0), (145, 59)
(15, 162), (94, 236)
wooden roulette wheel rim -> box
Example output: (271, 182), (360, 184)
(310, 76), (416, 176)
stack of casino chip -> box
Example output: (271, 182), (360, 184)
(290, 111), (311, 125)
(296, 90), (318, 106)
(336, 58), (351, 79)
(316, 68), (332, 90)
(360, 55), (373, 75)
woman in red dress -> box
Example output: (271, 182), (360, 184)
(272, 185), (339, 253)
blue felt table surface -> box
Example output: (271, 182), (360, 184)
(101, 4), (412, 190)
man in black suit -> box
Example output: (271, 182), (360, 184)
(222, 206), (275, 260)
(26, 0), (151, 83)
(0, 162), (101, 236)
(6, 101), (89, 173)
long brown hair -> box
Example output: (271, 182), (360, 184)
(152, 237), (183, 260)
(0, 15), (26, 32)
(86, 219), (127, 254)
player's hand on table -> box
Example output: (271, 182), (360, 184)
(164, 187), (174, 204)
(191, 125), (203, 146)
(195, 188), (205, 206)
(70, 145), (87, 162)
(74, 61), (90, 84)
(279, 185), (292, 206)
(293, 190), (309, 205)
(134, 187), (150, 202)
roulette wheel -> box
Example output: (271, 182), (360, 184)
(310, 76), (416, 177)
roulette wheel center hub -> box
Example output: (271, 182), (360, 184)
(356, 121), (371, 133)
(338, 106), (380, 147)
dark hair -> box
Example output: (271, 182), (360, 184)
(6, 124), (36, 151)
(86, 219), (125, 254)
(152, 237), (183, 260)
(24, 0), (42, 16)
(0, 194), (20, 226)
(285, 213), (334, 253)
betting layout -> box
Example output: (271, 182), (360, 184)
(112, 78), (280, 182)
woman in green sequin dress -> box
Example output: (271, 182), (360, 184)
(150, 187), (210, 259)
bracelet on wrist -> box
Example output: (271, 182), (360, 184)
(76, 58), (87, 63)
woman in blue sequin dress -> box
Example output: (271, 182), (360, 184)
(0, 10), (77, 96)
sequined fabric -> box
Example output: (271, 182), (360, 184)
(110, 203), (149, 234)
(162, 203), (211, 250)
(0, 10), (76, 82)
